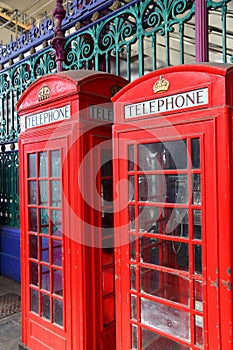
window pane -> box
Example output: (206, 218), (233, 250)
(193, 210), (202, 240)
(130, 264), (136, 291)
(52, 240), (62, 266)
(192, 138), (200, 169)
(29, 235), (38, 259)
(129, 206), (135, 231)
(103, 295), (114, 326)
(39, 152), (48, 177)
(41, 293), (50, 320)
(39, 180), (48, 205)
(192, 174), (201, 205)
(128, 145), (134, 171)
(30, 262), (38, 286)
(103, 267), (114, 295)
(53, 269), (63, 296)
(51, 210), (62, 236)
(53, 298), (63, 326)
(51, 180), (61, 207)
(41, 237), (49, 263)
(128, 176), (135, 201)
(28, 153), (36, 178)
(41, 265), (50, 291)
(131, 325), (138, 350)
(194, 245), (202, 275)
(50, 150), (60, 177)
(141, 328), (190, 350)
(28, 180), (37, 204)
(131, 295), (137, 320)
(40, 208), (49, 234)
(141, 298), (190, 341)
(30, 289), (39, 313)
(29, 208), (38, 232)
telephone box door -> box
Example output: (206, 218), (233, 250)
(20, 137), (72, 350)
(114, 121), (219, 349)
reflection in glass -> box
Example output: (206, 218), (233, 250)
(28, 181), (37, 204)
(40, 208), (49, 234)
(29, 235), (38, 259)
(41, 237), (49, 263)
(39, 180), (48, 205)
(138, 174), (188, 203)
(30, 289), (39, 313)
(50, 150), (60, 177)
(192, 174), (201, 205)
(193, 210), (202, 240)
(101, 150), (112, 176)
(130, 264), (136, 291)
(140, 237), (160, 266)
(195, 315), (204, 346)
(166, 208), (188, 237)
(131, 325), (138, 350)
(139, 206), (163, 233)
(30, 262), (38, 285)
(138, 140), (187, 171)
(129, 206), (135, 231)
(28, 153), (36, 178)
(102, 180), (113, 203)
(39, 152), (48, 177)
(51, 210), (62, 236)
(131, 295), (137, 320)
(192, 138), (200, 169)
(41, 293), (50, 320)
(128, 145), (134, 171)
(29, 208), (38, 232)
(53, 269), (63, 296)
(141, 298), (190, 341)
(52, 240), (62, 266)
(129, 235), (136, 261)
(51, 180), (61, 207)
(141, 328), (190, 350)
(194, 280), (203, 306)
(53, 298), (63, 326)
(140, 267), (190, 306)
(41, 265), (50, 291)
(194, 245), (202, 275)
(128, 176), (135, 201)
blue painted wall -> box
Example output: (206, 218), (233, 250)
(0, 226), (20, 282)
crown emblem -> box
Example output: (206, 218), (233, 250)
(38, 85), (51, 101)
(153, 76), (170, 94)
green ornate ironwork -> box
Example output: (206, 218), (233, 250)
(0, 150), (19, 227)
(64, 0), (195, 79)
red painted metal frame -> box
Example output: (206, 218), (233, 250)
(112, 63), (233, 350)
(17, 70), (127, 350)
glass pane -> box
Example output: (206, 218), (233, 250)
(29, 208), (38, 232)
(41, 237), (49, 263)
(195, 280), (203, 307)
(195, 315), (204, 346)
(138, 140), (187, 171)
(41, 265), (50, 291)
(165, 208), (188, 237)
(130, 235), (136, 261)
(39, 152), (48, 177)
(103, 267), (114, 295)
(40, 208), (49, 234)
(138, 174), (188, 203)
(53, 298), (63, 326)
(102, 212), (113, 229)
(50, 150), (60, 177)
(39, 180), (48, 205)
(30, 289), (39, 313)
(29, 235), (38, 259)
(140, 267), (190, 306)
(141, 328), (190, 350)
(131, 325), (138, 350)
(140, 237), (189, 272)
(128, 145), (134, 171)
(53, 269), (63, 296)
(192, 138), (200, 169)
(30, 262), (38, 286)
(192, 174), (201, 205)
(141, 297), (190, 341)
(128, 176), (135, 201)
(139, 206), (163, 233)
(52, 210), (62, 236)
(129, 206), (135, 231)
(130, 264), (136, 291)
(193, 210), (202, 240)
(101, 150), (112, 176)
(131, 295), (137, 320)
(28, 153), (36, 178)
(102, 179), (113, 203)
(51, 180), (61, 207)
(52, 240), (62, 266)
(194, 245), (202, 275)
(41, 293), (50, 320)
(103, 295), (114, 326)
(28, 180), (37, 204)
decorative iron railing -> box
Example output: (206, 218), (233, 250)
(0, 149), (19, 227)
(0, 0), (232, 227)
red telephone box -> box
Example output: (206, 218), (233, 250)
(112, 63), (233, 350)
(17, 70), (127, 350)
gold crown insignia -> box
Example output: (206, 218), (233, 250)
(38, 85), (51, 101)
(153, 76), (170, 94)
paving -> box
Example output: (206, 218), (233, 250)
(0, 276), (21, 350)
